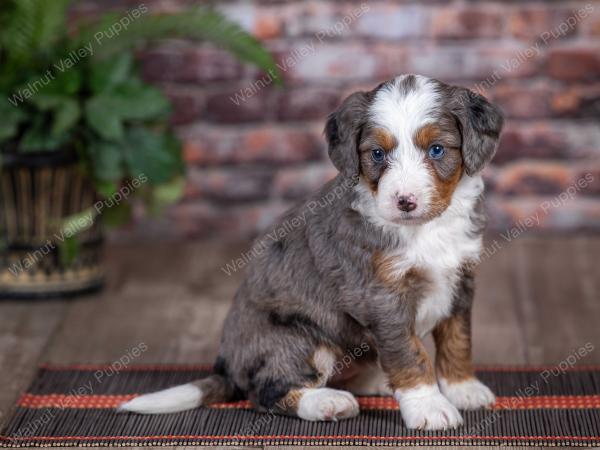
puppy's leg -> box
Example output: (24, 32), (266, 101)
(433, 271), (495, 410)
(384, 335), (463, 430)
(340, 362), (392, 396)
(251, 345), (359, 421)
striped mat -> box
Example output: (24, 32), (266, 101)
(1, 364), (599, 447)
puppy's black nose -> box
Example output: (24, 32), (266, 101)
(397, 195), (417, 212)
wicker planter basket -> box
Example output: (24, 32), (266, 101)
(0, 151), (104, 299)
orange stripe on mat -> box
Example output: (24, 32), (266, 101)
(17, 393), (600, 410)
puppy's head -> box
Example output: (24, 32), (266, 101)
(326, 74), (503, 225)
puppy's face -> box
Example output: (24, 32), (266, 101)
(326, 75), (504, 225)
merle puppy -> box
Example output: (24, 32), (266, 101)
(120, 74), (504, 430)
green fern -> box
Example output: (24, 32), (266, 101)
(1, 0), (70, 66)
(73, 8), (281, 82)
(0, 0), (281, 219)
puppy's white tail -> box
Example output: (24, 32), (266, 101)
(118, 374), (233, 414)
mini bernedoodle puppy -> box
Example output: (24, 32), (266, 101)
(120, 74), (504, 430)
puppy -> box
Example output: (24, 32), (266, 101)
(120, 74), (504, 430)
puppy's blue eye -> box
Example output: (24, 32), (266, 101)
(428, 144), (445, 160)
(371, 148), (385, 163)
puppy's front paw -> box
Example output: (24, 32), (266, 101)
(395, 385), (463, 430)
(439, 377), (496, 410)
(297, 388), (359, 421)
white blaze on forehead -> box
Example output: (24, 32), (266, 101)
(369, 75), (440, 146)
(367, 75), (441, 219)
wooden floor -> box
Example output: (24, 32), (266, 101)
(1, 235), (599, 449)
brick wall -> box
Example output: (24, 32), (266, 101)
(77, 0), (600, 239)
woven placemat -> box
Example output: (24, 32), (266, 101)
(1, 364), (599, 447)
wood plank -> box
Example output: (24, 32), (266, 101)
(0, 300), (65, 429)
(42, 241), (247, 365)
(514, 236), (600, 365)
(470, 236), (529, 365)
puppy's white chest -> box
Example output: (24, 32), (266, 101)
(414, 269), (458, 337)
(388, 217), (482, 337)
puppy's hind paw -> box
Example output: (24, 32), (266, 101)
(395, 384), (463, 430)
(439, 377), (496, 410)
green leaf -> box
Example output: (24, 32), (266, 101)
(2, 0), (71, 66)
(123, 127), (181, 184)
(101, 201), (132, 228)
(20, 116), (68, 151)
(30, 93), (63, 110)
(111, 82), (170, 120)
(61, 208), (96, 237)
(73, 7), (282, 84)
(145, 176), (185, 215)
(85, 96), (124, 141)
(88, 141), (124, 182)
(51, 98), (79, 135)
(89, 53), (133, 93)
(28, 94), (80, 137)
(0, 96), (25, 141)
(59, 236), (80, 267)
(42, 67), (82, 96)
(94, 179), (119, 198)
(153, 176), (185, 205)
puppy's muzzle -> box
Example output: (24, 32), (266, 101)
(397, 194), (417, 212)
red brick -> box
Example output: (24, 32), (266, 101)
(284, 2), (368, 38)
(163, 87), (205, 125)
(574, 167), (600, 196)
(285, 43), (380, 82)
(168, 201), (292, 239)
(561, 123), (600, 159)
(184, 167), (274, 203)
(494, 162), (573, 196)
(495, 122), (569, 164)
(407, 45), (542, 82)
(355, 4), (429, 39)
(490, 83), (553, 119)
(181, 125), (324, 166)
(366, 44), (411, 81)
(507, 6), (580, 40)
(431, 6), (503, 39)
(486, 196), (600, 233)
(551, 84), (600, 118)
(585, 8), (600, 36)
(276, 87), (342, 121)
(140, 46), (244, 83)
(205, 88), (275, 123)
(548, 46), (600, 81)
(283, 2), (334, 37)
(273, 164), (337, 199)
(254, 12), (283, 39)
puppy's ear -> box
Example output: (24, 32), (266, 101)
(451, 88), (504, 176)
(325, 91), (369, 181)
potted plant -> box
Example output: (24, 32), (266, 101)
(0, 0), (279, 298)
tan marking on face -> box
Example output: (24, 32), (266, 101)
(428, 160), (463, 217)
(359, 128), (397, 193)
(413, 122), (464, 219)
(373, 127), (398, 152)
(387, 336), (436, 390)
(414, 123), (440, 149)
(433, 314), (474, 383)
